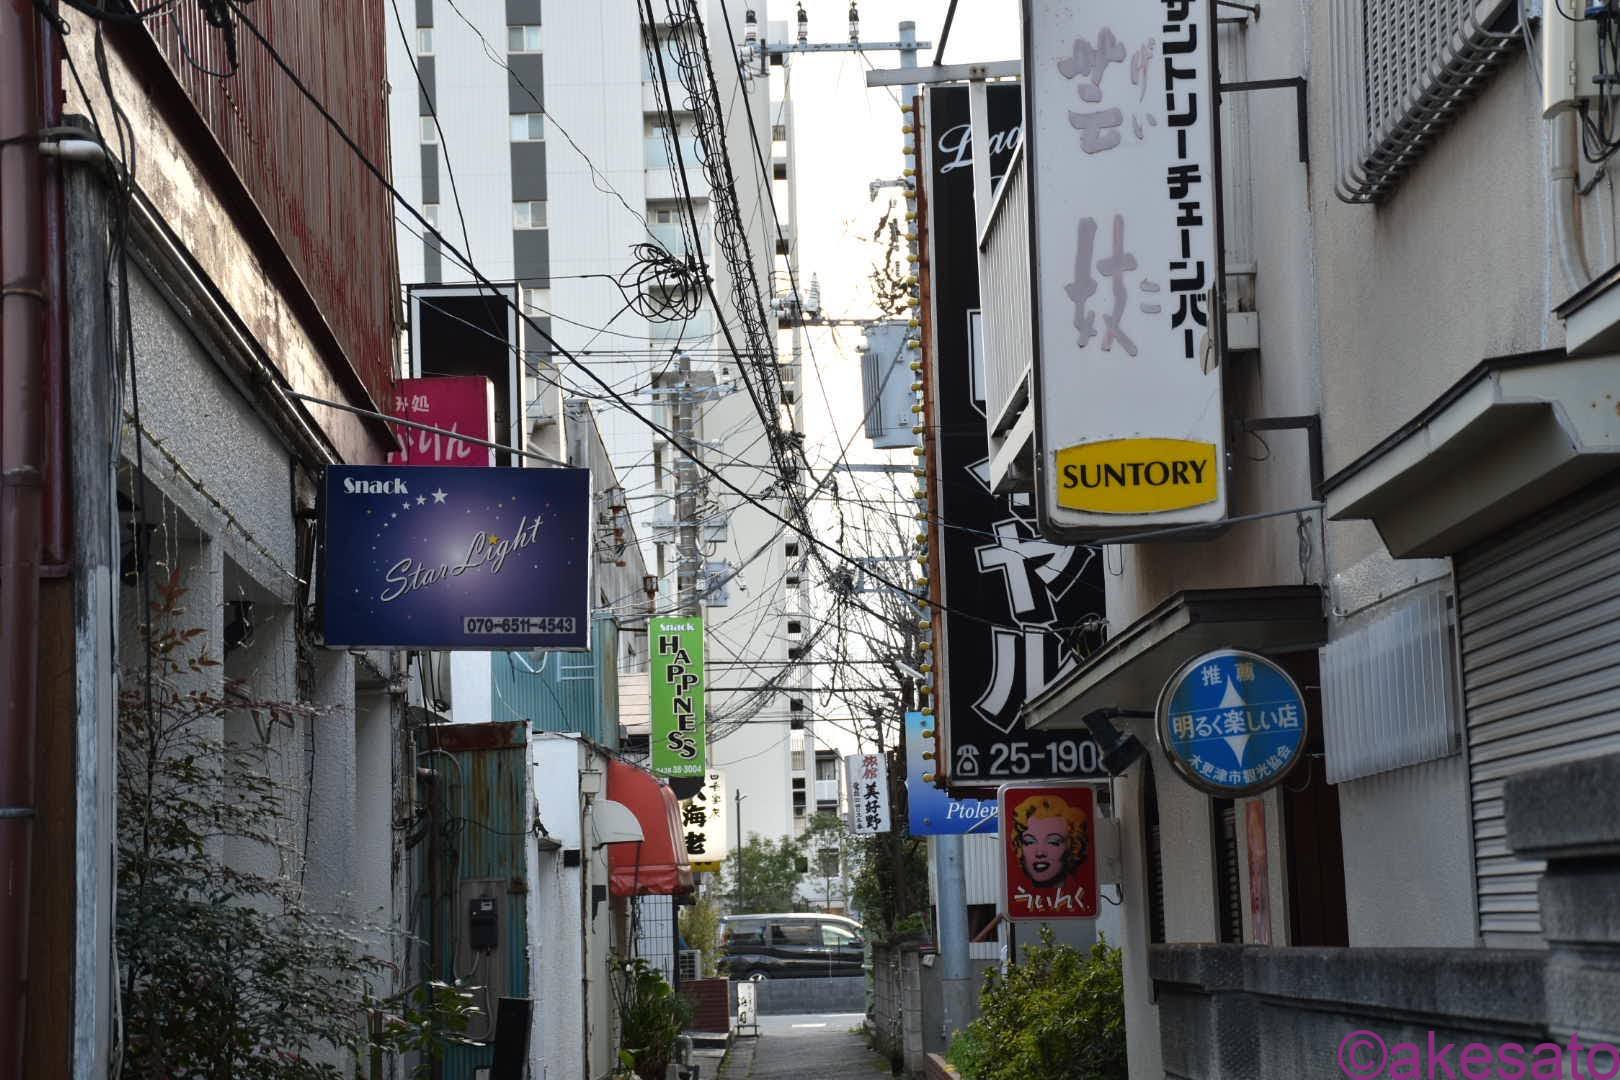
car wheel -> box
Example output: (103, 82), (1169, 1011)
(746, 969), (770, 982)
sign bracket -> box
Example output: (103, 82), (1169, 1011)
(1217, 77), (1308, 164)
(1237, 414), (1323, 501)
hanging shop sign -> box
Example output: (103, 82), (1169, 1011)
(846, 754), (892, 836)
(1023, 0), (1227, 537)
(1156, 649), (1307, 797)
(998, 782), (1100, 920)
(650, 616), (707, 778)
(924, 83), (1108, 791)
(680, 769), (726, 871)
(319, 465), (589, 650)
(905, 710), (998, 835)
(386, 376), (497, 467)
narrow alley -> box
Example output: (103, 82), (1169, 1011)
(717, 1014), (891, 1080)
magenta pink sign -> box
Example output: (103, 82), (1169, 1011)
(386, 376), (495, 467)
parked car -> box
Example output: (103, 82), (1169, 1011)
(717, 913), (866, 981)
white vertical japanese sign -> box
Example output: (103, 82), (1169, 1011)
(845, 754), (891, 835)
(680, 769), (727, 870)
(1025, 0), (1226, 536)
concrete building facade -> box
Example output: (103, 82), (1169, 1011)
(959, 0), (1620, 1073)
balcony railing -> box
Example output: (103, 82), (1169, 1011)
(814, 779), (839, 805)
(977, 144), (1032, 441)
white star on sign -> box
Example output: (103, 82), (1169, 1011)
(401, 501), (411, 511)
(432, 489), (447, 503)
(416, 495), (426, 505)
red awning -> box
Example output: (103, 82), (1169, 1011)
(606, 758), (694, 897)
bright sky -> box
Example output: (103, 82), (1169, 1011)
(777, 1), (1019, 471)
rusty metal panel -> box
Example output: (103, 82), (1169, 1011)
(141, 2), (398, 411)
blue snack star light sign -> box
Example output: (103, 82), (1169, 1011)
(318, 465), (590, 650)
(1156, 649), (1307, 797)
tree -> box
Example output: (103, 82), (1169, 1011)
(116, 572), (404, 1078)
(799, 811), (860, 913)
(724, 834), (806, 914)
(678, 895), (723, 977)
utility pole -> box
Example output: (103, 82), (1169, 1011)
(734, 788), (746, 910)
(671, 350), (703, 616)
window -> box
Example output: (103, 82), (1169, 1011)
(785, 542), (798, 557)
(725, 919), (766, 945)
(821, 924), (857, 947)
(771, 123), (787, 142)
(786, 619), (801, 635)
(771, 921), (816, 946)
(507, 24), (541, 52)
(654, 208), (676, 224)
(419, 116), (438, 144)
(423, 203), (439, 228)
(509, 112), (545, 141)
(773, 161), (787, 180)
(789, 716), (804, 731)
(1331, 1), (1519, 203)
(814, 756), (836, 782)
(521, 286), (547, 312)
(789, 697), (804, 713)
(415, 27), (433, 54)
(512, 200), (547, 229)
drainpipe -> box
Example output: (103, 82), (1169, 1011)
(0, 0), (47, 1074)
(1551, 109), (1593, 292)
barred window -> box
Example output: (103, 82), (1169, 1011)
(1330, 0), (1521, 203)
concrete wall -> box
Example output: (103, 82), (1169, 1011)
(528, 735), (588, 1080)
(114, 218), (402, 1073)
(729, 975), (867, 1016)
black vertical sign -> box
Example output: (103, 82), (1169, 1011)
(925, 84), (1107, 789)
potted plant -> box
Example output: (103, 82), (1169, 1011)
(615, 957), (693, 1080)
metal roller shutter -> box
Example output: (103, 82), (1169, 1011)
(1456, 474), (1620, 947)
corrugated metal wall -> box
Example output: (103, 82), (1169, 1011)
(1457, 474), (1620, 947)
(421, 723), (532, 1079)
(492, 615), (620, 742)
(1322, 580), (1461, 783)
(141, 1), (398, 408)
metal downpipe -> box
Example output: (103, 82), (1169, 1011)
(1551, 109), (1593, 292)
(0, 0), (47, 1073)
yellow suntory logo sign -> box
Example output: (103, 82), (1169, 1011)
(1055, 438), (1220, 514)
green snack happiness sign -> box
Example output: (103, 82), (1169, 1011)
(650, 615), (706, 777)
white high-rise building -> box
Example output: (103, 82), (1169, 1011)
(386, 1), (846, 859)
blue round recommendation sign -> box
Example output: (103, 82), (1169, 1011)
(1156, 649), (1307, 797)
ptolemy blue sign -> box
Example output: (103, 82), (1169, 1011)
(319, 465), (591, 650)
(1156, 649), (1307, 797)
(905, 711), (999, 835)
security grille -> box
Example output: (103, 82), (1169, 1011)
(1321, 579), (1462, 784)
(1456, 474), (1620, 946)
(1331, 0), (1521, 203)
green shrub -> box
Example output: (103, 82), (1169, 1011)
(614, 957), (693, 1080)
(947, 930), (1127, 1080)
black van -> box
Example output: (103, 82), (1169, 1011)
(717, 913), (866, 981)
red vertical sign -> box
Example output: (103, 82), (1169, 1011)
(386, 376), (496, 466)
(999, 783), (1099, 920)
(1246, 799), (1271, 945)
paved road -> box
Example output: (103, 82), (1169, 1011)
(717, 1012), (891, 1079)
